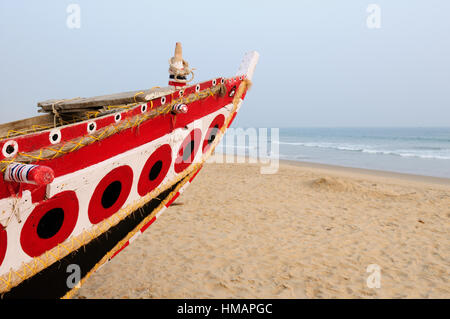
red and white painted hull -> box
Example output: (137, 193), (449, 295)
(0, 51), (259, 298)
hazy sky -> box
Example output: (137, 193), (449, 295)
(1, 1), (449, 127)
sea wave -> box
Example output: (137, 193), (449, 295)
(275, 141), (450, 160)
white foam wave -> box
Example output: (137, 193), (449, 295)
(275, 141), (450, 160)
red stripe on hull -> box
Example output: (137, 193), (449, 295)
(140, 216), (157, 233)
(227, 112), (238, 128)
(0, 95), (233, 200)
(0, 79), (237, 157)
(110, 241), (129, 260)
(37, 95), (230, 178)
(189, 167), (202, 183)
(165, 192), (180, 207)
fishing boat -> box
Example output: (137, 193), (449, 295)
(0, 43), (259, 299)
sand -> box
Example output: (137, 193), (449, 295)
(73, 159), (450, 299)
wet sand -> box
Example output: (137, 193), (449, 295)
(74, 159), (450, 299)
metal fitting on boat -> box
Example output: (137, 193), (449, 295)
(172, 104), (188, 114)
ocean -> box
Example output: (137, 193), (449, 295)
(219, 127), (450, 178)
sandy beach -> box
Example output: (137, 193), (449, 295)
(73, 159), (450, 299)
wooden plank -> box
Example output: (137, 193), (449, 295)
(0, 114), (54, 138)
(37, 87), (175, 113)
(47, 107), (105, 114)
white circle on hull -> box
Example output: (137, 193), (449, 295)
(2, 140), (18, 158)
(49, 129), (62, 145)
(87, 121), (97, 134)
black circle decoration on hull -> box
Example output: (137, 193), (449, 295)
(101, 181), (122, 209)
(2, 140), (18, 158)
(138, 144), (172, 196)
(20, 191), (79, 257)
(0, 226), (7, 266)
(149, 161), (163, 180)
(174, 129), (202, 174)
(203, 114), (225, 154)
(36, 208), (65, 239)
(88, 165), (133, 224)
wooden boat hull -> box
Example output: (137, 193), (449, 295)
(0, 52), (258, 298)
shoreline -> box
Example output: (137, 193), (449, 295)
(277, 158), (450, 186)
(218, 153), (450, 186)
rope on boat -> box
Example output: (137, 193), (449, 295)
(50, 97), (83, 127)
(168, 57), (195, 84)
(0, 85), (225, 172)
(133, 91), (145, 103)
